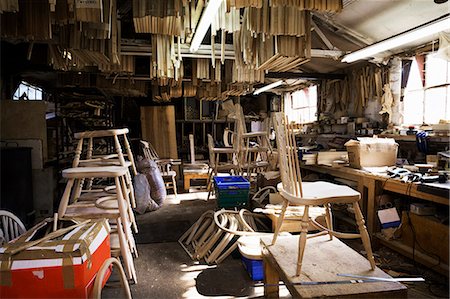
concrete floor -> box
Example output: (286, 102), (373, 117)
(103, 191), (449, 299)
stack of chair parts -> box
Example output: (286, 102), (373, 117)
(179, 209), (271, 264)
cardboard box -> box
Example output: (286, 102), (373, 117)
(0, 219), (111, 298)
(345, 137), (398, 169)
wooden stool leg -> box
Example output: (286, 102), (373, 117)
(120, 175), (138, 234)
(296, 205), (309, 276)
(172, 175), (178, 197)
(73, 178), (84, 201)
(117, 218), (137, 283)
(353, 202), (376, 270)
(324, 203), (333, 240)
(271, 199), (289, 245)
(115, 177), (138, 257)
(58, 178), (75, 218)
(125, 172), (136, 208)
(123, 135), (137, 175)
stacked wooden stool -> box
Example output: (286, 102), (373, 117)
(57, 128), (139, 284)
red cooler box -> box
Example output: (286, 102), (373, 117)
(0, 219), (111, 298)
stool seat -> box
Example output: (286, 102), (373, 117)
(62, 166), (128, 178)
(74, 128), (129, 139)
(65, 203), (121, 219)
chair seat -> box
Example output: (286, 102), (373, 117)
(278, 181), (360, 205)
(212, 147), (238, 154)
(161, 170), (177, 177)
(79, 159), (132, 168)
(62, 166), (128, 179)
(242, 131), (267, 138)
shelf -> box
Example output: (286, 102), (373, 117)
(375, 233), (449, 277)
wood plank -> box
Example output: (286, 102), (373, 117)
(261, 235), (407, 298)
(140, 106), (178, 159)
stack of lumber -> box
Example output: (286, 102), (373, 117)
(183, 82), (197, 97)
(257, 34), (311, 72)
(0, 0), (52, 40)
(222, 83), (253, 97)
(133, 0), (183, 36)
(319, 64), (389, 114)
(74, 0), (103, 23)
(271, 0), (343, 12)
(228, 0), (263, 8)
(0, 0), (18, 13)
(197, 82), (224, 101)
(247, 2), (309, 36)
(232, 62), (265, 84)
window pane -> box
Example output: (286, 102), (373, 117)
(424, 87), (446, 124)
(406, 58), (423, 91)
(403, 90), (424, 125)
(426, 54), (448, 87)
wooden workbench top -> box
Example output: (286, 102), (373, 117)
(261, 235), (407, 298)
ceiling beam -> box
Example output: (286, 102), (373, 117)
(266, 72), (346, 80)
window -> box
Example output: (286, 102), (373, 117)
(403, 53), (450, 125)
(13, 81), (43, 101)
(284, 85), (317, 124)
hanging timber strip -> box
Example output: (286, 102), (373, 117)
(318, 64), (390, 115)
(132, 0), (183, 36)
(228, 0), (343, 11)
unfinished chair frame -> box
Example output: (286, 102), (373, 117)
(271, 112), (376, 276)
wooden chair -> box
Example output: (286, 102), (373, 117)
(271, 112), (376, 276)
(140, 140), (180, 197)
(233, 104), (271, 180)
(57, 166), (138, 283)
(0, 210), (26, 244)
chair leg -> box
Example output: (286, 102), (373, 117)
(324, 203), (333, 241)
(172, 175), (178, 197)
(296, 205), (310, 276)
(353, 202), (376, 270)
(271, 199), (289, 245)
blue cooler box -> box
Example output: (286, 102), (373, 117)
(213, 176), (250, 209)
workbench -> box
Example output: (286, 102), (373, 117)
(261, 235), (407, 298)
(301, 164), (449, 276)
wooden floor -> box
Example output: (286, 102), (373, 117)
(261, 235), (408, 298)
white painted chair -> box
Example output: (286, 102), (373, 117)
(0, 210), (26, 244)
(271, 112), (376, 276)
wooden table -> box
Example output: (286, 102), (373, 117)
(261, 235), (407, 298)
(301, 164), (449, 276)
(183, 165), (209, 190)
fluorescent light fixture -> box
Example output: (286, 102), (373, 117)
(253, 80), (284, 95)
(342, 15), (450, 63)
(189, 0), (223, 53)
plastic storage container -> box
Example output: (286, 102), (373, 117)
(214, 176), (250, 209)
(241, 256), (264, 281)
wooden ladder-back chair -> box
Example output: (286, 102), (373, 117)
(0, 210), (26, 244)
(234, 104), (271, 179)
(271, 112), (376, 276)
(140, 140), (180, 197)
